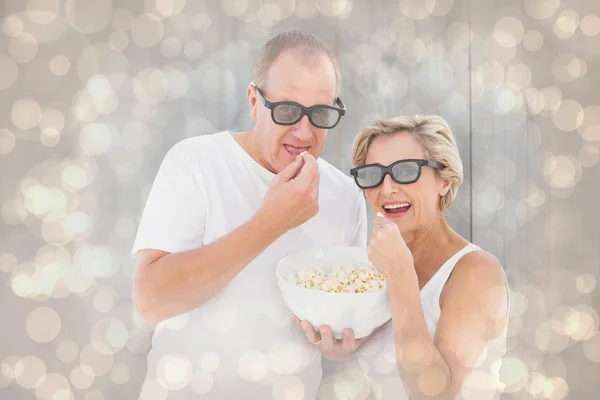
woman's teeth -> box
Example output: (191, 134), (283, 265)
(383, 203), (411, 212)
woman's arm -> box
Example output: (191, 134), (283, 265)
(386, 251), (508, 399)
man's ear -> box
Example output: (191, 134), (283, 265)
(248, 83), (258, 121)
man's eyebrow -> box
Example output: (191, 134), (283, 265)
(273, 96), (337, 106)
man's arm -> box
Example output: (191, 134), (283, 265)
(133, 150), (320, 325)
(134, 211), (283, 325)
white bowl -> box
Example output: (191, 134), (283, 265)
(276, 245), (391, 339)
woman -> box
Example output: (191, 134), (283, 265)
(293, 115), (510, 399)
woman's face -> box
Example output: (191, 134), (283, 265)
(362, 132), (451, 235)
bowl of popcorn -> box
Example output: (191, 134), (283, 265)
(276, 245), (391, 339)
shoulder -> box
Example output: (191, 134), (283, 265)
(317, 158), (361, 197)
(160, 131), (230, 171)
(149, 133), (231, 189)
(445, 249), (507, 296)
(168, 131), (227, 158)
(441, 248), (508, 334)
(454, 249), (504, 278)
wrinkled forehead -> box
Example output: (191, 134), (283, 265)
(365, 133), (425, 165)
(264, 50), (338, 102)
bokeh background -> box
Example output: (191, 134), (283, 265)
(1, 0), (599, 399)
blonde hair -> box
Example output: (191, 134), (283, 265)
(252, 30), (341, 97)
(352, 115), (463, 212)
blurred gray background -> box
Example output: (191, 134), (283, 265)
(1, 0), (599, 399)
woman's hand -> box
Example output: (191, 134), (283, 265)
(367, 213), (414, 278)
(291, 315), (369, 360)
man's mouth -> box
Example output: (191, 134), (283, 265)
(284, 144), (310, 156)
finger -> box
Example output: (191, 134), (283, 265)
(355, 335), (369, 346)
(319, 325), (335, 351)
(306, 162), (319, 194)
(300, 320), (322, 345)
(372, 229), (383, 240)
(367, 243), (374, 256)
(291, 314), (302, 330)
(375, 213), (398, 228)
(311, 173), (320, 205)
(373, 220), (396, 237)
(311, 167), (320, 187)
(374, 215), (390, 227)
(371, 225), (381, 236)
(295, 152), (319, 185)
(367, 238), (377, 252)
(368, 232), (376, 244)
(275, 153), (306, 183)
(342, 328), (356, 353)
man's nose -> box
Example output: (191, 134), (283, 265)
(291, 115), (313, 141)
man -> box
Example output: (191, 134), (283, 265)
(132, 30), (368, 399)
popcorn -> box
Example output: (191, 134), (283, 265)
(285, 265), (386, 293)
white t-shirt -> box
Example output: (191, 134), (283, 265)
(132, 130), (368, 400)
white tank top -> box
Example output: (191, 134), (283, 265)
(355, 243), (510, 400)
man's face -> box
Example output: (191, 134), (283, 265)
(248, 49), (339, 174)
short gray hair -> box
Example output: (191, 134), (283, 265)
(252, 30), (341, 97)
(352, 115), (464, 213)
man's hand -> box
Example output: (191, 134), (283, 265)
(258, 152), (320, 235)
(291, 315), (369, 361)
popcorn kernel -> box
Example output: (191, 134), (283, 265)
(285, 266), (386, 293)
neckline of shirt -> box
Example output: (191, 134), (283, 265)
(221, 130), (277, 182)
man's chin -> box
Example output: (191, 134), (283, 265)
(281, 150), (299, 165)
(275, 155), (302, 175)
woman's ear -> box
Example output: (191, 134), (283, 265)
(439, 178), (452, 197)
